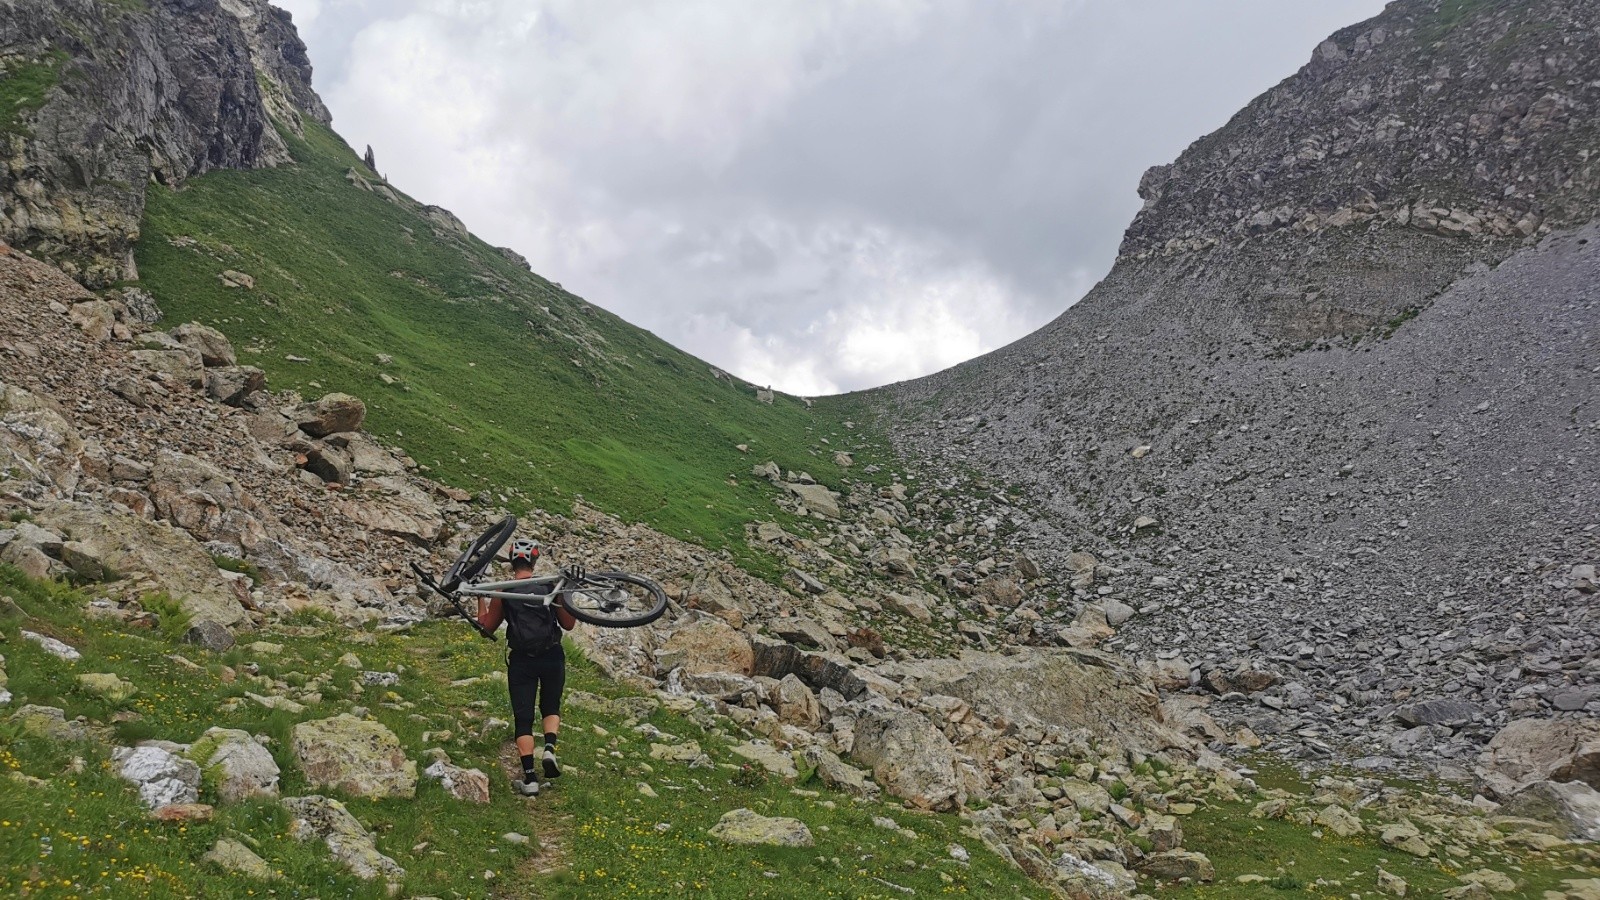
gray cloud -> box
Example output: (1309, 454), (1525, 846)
(276, 0), (1387, 394)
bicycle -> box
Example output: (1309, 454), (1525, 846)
(412, 515), (668, 639)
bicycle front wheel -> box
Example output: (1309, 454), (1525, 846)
(559, 572), (668, 628)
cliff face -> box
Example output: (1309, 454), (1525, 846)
(1120, 0), (1600, 338)
(882, 0), (1600, 743)
(0, 0), (328, 286)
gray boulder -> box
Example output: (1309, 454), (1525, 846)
(708, 808), (813, 847)
(848, 701), (965, 811)
(203, 366), (266, 406)
(1500, 781), (1600, 841)
(188, 728), (280, 802)
(283, 795), (405, 884)
(1477, 718), (1600, 799)
(291, 714), (417, 799)
(113, 744), (202, 810)
(33, 501), (247, 627)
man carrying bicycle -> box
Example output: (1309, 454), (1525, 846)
(476, 538), (577, 797)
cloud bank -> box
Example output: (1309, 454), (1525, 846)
(276, 0), (1387, 394)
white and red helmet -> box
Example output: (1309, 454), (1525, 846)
(508, 538), (542, 567)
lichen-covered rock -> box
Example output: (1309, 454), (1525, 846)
(9, 704), (92, 742)
(1138, 849), (1214, 882)
(188, 728), (280, 803)
(848, 701), (964, 812)
(708, 808), (813, 847)
(203, 838), (278, 880)
(283, 795), (404, 884)
(0, 380), (83, 500)
(1501, 781), (1600, 841)
(76, 673), (138, 704)
(291, 714), (416, 799)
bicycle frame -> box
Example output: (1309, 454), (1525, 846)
(459, 576), (570, 603)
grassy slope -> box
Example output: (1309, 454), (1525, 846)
(136, 122), (874, 566)
(0, 51), (66, 138)
(6, 568), (1592, 898)
(0, 567), (1048, 899)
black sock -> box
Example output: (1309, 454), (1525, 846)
(520, 753), (537, 783)
(544, 732), (558, 751)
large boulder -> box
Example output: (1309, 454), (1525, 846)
(657, 614), (754, 675)
(785, 482), (840, 518)
(885, 647), (1188, 753)
(1476, 718), (1600, 799)
(32, 502), (247, 627)
(291, 715), (417, 799)
(203, 366), (266, 406)
(708, 808), (814, 847)
(147, 450), (272, 550)
(188, 727), (281, 802)
(283, 795), (405, 884)
(1500, 781), (1600, 840)
(172, 322), (237, 367)
(337, 476), (445, 545)
(0, 381), (84, 500)
(292, 393), (366, 438)
(848, 701), (965, 811)
(773, 673), (822, 729)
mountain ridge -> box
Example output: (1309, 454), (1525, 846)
(878, 0), (1600, 762)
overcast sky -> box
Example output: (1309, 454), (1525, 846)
(274, 0), (1388, 395)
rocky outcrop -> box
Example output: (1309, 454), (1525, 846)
(291, 715), (417, 800)
(1476, 718), (1600, 799)
(847, 700), (965, 812)
(283, 795), (405, 885)
(32, 502), (248, 627)
(886, 647), (1187, 753)
(0, 0), (331, 284)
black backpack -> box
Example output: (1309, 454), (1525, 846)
(502, 587), (562, 653)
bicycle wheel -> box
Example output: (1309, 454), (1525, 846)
(559, 572), (668, 628)
(444, 515), (518, 587)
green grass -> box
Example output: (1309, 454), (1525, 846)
(1153, 758), (1597, 898)
(0, 51), (66, 138)
(0, 566), (1050, 898)
(136, 121), (884, 569)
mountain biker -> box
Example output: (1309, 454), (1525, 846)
(475, 537), (576, 797)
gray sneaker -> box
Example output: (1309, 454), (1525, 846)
(543, 748), (561, 779)
(517, 778), (540, 797)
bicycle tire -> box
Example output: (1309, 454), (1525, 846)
(444, 515), (518, 587)
(559, 572), (668, 628)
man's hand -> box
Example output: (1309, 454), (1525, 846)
(562, 564), (586, 582)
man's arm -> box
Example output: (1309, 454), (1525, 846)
(554, 595), (577, 631)
(477, 597), (504, 632)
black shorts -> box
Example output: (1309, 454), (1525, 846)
(508, 644), (565, 736)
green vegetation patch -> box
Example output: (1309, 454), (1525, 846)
(136, 122), (884, 567)
(0, 51), (67, 138)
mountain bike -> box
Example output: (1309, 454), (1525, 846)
(412, 515), (668, 639)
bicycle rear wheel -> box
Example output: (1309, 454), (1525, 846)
(444, 515), (517, 587)
(559, 572), (668, 628)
